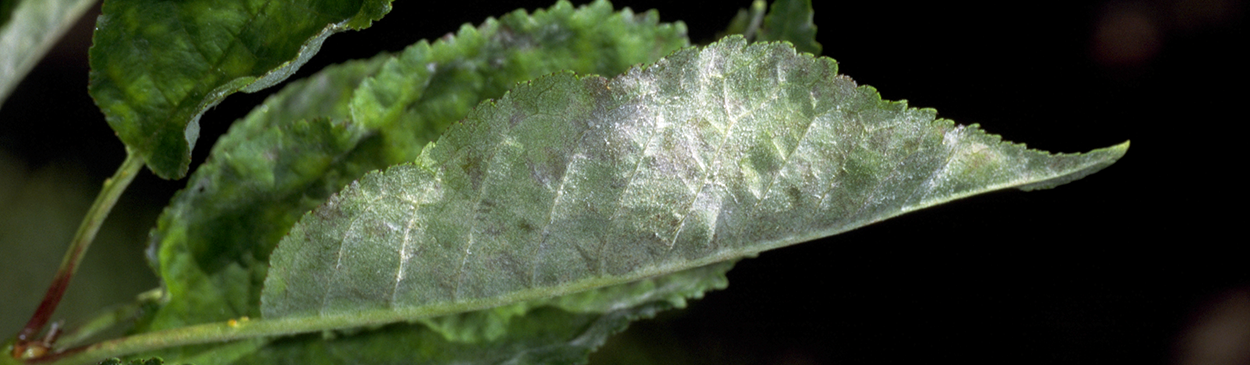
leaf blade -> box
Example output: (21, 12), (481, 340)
(87, 0), (393, 179)
(138, 1), (689, 361)
(262, 36), (1125, 321)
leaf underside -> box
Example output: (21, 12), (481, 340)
(87, 0), (393, 179)
(262, 36), (1126, 325)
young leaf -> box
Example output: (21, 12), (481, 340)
(262, 37), (1126, 326)
(139, 1), (689, 361)
(716, 1), (765, 42)
(87, 0), (393, 179)
(0, 0), (97, 109)
(715, 0), (819, 56)
(756, 0), (820, 55)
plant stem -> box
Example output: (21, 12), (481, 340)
(53, 289), (163, 350)
(13, 153), (144, 351)
(741, 0), (766, 40)
(31, 295), (529, 364)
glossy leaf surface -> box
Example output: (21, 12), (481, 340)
(87, 0), (392, 179)
(262, 37), (1127, 322)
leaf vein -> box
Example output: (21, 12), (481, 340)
(390, 193), (420, 308)
(601, 103), (662, 273)
(321, 192), (388, 316)
(532, 129), (589, 287)
(668, 63), (782, 253)
(904, 127), (961, 208)
(453, 136), (512, 301)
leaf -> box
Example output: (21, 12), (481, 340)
(0, 0), (98, 109)
(757, 0), (820, 55)
(715, 0), (819, 56)
(139, 1), (689, 361)
(716, 1), (765, 41)
(262, 36), (1126, 326)
(87, 0), (393, 179)
(228, 262), (731, 365)
(349, 0), (690, 163)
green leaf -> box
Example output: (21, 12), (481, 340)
(140, 1), (688, 361)
(228, 262), (731, 365)
(239, 307), (649, 365)
(757, 0), (820, 55)
(87, 0), (393, 179)
(262, 36), (1126, 326)
(715, 0), (819, 56)
(0, 0), (98, 109)
(350, 0), (690, 163)
(715, 0), (765, 43)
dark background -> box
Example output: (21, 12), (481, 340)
(0, 1), (1245, 364)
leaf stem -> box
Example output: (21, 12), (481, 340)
(11, 153), (144, 358)
(741, 0), (767, 41)
(53, 289), (164, 350)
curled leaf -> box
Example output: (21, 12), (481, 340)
(87, 0), (393, 179)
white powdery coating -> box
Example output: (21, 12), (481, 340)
(261, 37), (1124, 319)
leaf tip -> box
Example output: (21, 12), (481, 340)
(1017, 139), (1129, 191)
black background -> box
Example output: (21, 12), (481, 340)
(0, 1), (1245, 364)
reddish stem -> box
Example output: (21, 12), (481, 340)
(18, 266), (75, 342)
(10, 154), (143, 359)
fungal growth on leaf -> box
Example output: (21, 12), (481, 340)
(261, 37), (1126, 323)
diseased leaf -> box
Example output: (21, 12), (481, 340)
(757, 0), (820, 55)
(0, 0), (97, 109)
(139, 1), (689, 362)
(350, 0), (689, 163)
(137, 52), (391, 344)
(87, 0), (393, 179)
(262, 37), (1126, 327)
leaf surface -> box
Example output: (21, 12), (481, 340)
(0, 0), (97, 109)
(87, 0), (392, 179)
(262, 36), (1126, 324)
(139, 1), (688, 361)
